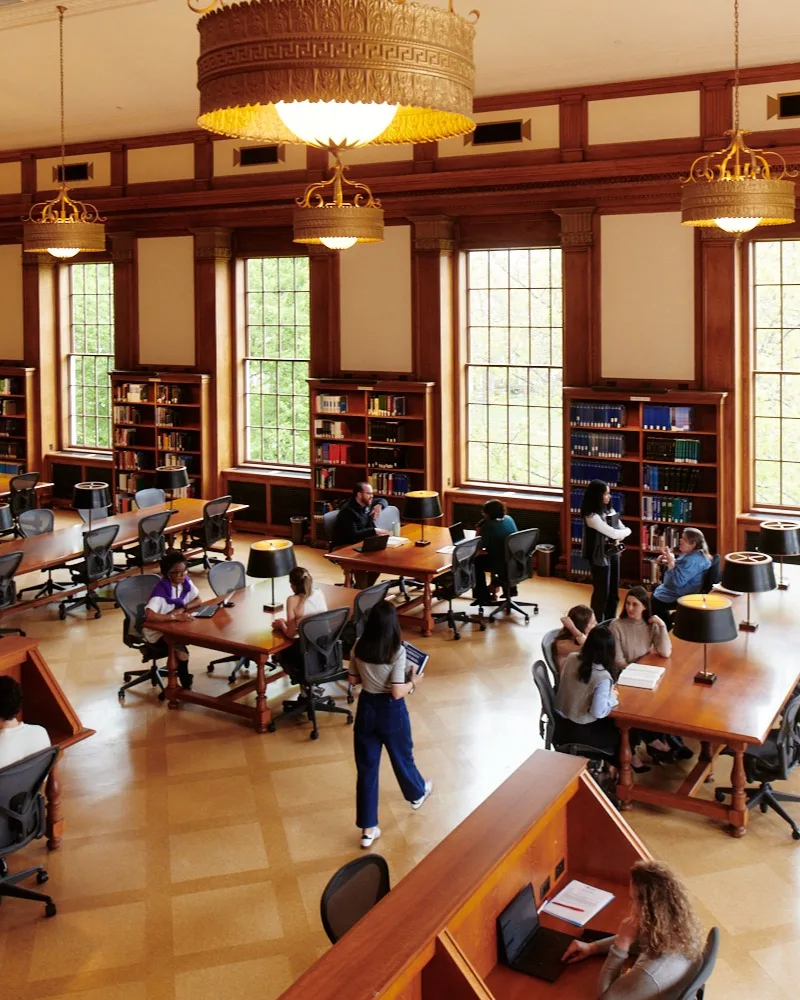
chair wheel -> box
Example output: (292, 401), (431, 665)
(207, 665), (215, 674)
(310, 729), (319, 740)
(346, 714), (354, 725)
(524, 616), (530, 624)
(267, 722), (276, 733)
(714, 789), (725, 803)
(479, 624), (486, 631)
(533, 607), (539, 615)
(453, 632), (460, 640)
(760, 802), (769, 813)
(45, 901), (56, 918)
(123, 673), (132, 682)
(36, 871), (48, 885)
(58, 608), (66, 620)
(347, 692), (354, 704)
(158, 692), (165, 702)
(94, 611), (102, 620)
(793, 829), (800, 840)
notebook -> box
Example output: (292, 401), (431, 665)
(403, 641), (430, 678)
(617, 663), (666, 690)
(540, 880), (615, 928)
(497, 883), (573, 983)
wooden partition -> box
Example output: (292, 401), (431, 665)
(280, 751), (650, 999)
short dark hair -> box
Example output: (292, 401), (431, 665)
(354, 600), (401, 665)
(353, 482), (372, 497)
(482, 499), (506, 520)
(577, 624), (616, 683)
(160, 550), (187, 577)
(0, 676), (23, 721)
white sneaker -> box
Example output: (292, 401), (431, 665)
(411, 780), (433, 810)
(360, 826), (381, 849)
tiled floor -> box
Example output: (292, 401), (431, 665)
(1, 517), (799, 998)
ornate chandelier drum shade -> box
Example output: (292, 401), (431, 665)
(293, 154), (383, 250)
(193, 0), (478, 148)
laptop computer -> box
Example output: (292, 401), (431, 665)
(448, 522), (465, 544)
(354, 534), (389, 553)
(497, 883), (574, 983)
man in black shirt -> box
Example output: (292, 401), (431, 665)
(331, 482), (389, 587)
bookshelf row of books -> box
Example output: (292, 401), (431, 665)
(113, 428), (138, 447)
(0, 400), (22, 416)
(571, 518), (584, 544)
(571, 460), (622, 487)
(117, 450), (149, 471)
(642, 405), (694, 431)
(642, 464), (701, 493)
(641, 524), (686, 551)
(313, 499), (338, 516)
(0, 461), (23, 476)
(0, 378), (21, 395)
(641, 495), (694, 523)
(113, 383), (193, 406)
(370, 420), (406, 443)
(317, 394), (349, 413)
(569, 552), (592, 578)
(116, 472), (148, 495)
(368, 447), (409, 470)
(644, 437), (702, 463)
(569, 487), (625, 515)
(642, 556), (662, 585)
(569, 402), (626, 427)
(113, 405), (146, 424)
(156, 407), (194, 427)
(164, 454), (198, 474)
(0, 419), (23, 438)
(368, 472), (411, 495)
(570, 432), (626, 458)
(0, 441), (24, 459)
(314, 419), (350, 439)
(114, 383), (150, 404)
(368, 395), (407, 417)
(158, 431), (197, 451)
(314, 442), (351, 464)
(315, 467), (339, 488)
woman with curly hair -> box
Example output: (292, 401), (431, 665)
(562, 860), (704, 999)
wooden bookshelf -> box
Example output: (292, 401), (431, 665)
(563, 387), (727, 585)
(0, 365), (35, 477)
(110, 372), (212, 512)
(308, 379), (434, 545)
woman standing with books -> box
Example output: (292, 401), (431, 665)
(581, 480), (632, 622)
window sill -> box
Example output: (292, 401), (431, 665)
(223, 466), (311, 482)
(738, 509), (800, 523)
(447, 484), (563, 505)
(46, 449), (112, 463)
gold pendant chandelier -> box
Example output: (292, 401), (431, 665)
(23, 6), (105, 258)
(681, 0), (796, 235)
(293, 152), (384, 250)
(191, 0), (478, 148)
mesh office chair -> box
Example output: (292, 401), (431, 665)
(8, 473), (39, 537)
(432, 537), (486, 639)
(339, 582), (392, 699)
(16, 510), (71, 602)
(320, 854), (391, 944)
(134, 487), (166, 509)
(376, 505), (423, 602)
(540, 628), (561, 691)
(58, 523), (120, 620)
(122, 510), (172, 573)
(0, 551), (25, 638)
(531, 660), (614, 762)
(676, 927), (720, 1000)
(186, 496), (232, 570)
(0, 745), (59, 917)
(205, 561), (251, 684)
(322, 510), (340, 550)
(702, 553), (722, 592)
(486, 528), (540, 623)
(268, 607), (353, 739)
(117, 574), (168, 701)
(715, 694), (800, 839)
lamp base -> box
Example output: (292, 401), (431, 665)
(694, 671), (717, 686)
(739, 620), (758, 632)
(415, 539), (431, 547)
(263, 602), (283, 613)
(777, 582), (790, 591)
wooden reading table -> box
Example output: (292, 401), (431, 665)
(0, 636), (94, 849)
(157, 580), (358, 733)
(280, 751), (649, 1000)
(325, 524), (453, 635)
(614, 584), (800, 837)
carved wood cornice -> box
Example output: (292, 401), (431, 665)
(555, 208), (595, 248)
(191, 227), (233, 260)
(109, 231), (135, 263)
(409, 215), (455, 254)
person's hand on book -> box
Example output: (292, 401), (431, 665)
(562, 939), (593, 964)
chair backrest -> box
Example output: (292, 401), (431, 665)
(0, 550), (24, 610)
(320, 854), (391, 945)
(353, 582), (391, 639)
(772, 693), (800, 778)
(202, 496), (232, 546)
(78, 506), (111, 524)
(0, 745), (59, 859)
(208, 559), (246, 597)
(531, 660), (557, 750)
(676, 927), (720, 1000)
(82, 524), (120, 582)
(540, 628), (562, 691)
(298, 607), (351, 683)
(375, 505), (401, 534)
(9, 472), (39, 517)
(134, 487), (166, 510)
(701, 553), (722, 593)
(18, 508), (55, 538)
(116, 574), (160, 646)
(451, 536), (481, 597)
(137, 510), (172, 565)
(503, 528), (540, 585)
(322, 509), (340, 551)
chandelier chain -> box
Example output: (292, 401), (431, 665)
(57, 5), (66, 169)
(733, 0), (740, 132)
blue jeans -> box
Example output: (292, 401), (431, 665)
(354, 692), (426, 829)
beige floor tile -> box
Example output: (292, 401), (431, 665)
(166, 735), (249, 776)
(282, 807), (360, 863)
(751, 937), (800, 998)
(271, 759), (357, 809)
(174, 954), (294, 1000)
(169, 822), (269, 883)
(685, 862), (799, 936)
(43, 836), (147, 899)
(706, 954), (790, 1000)
(36, 984), (148, 1000)
(28, 902), (146, 979)
(171, 882), (283, 956)
(62, 788), (148, 841)
(167, 773), (256, 825)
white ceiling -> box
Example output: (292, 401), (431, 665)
(1, 0), (800, 152)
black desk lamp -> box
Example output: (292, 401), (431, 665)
(73, 482), (111, 533)
(758, 520), (800, 592)
(673, 593), (738, 685)
(155, 465), (190, 510)
(403, 490), (442, 547)
(247, 539), (297, 613)
(720, 551), (776, 632)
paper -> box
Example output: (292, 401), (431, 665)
(387, 536), (410, 547)
(437, 544), (456, 554)
(541, 880), (614, 927)
(713, 582), (743, 597)
(617, 663), (665, 690)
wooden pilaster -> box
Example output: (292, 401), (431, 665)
(22, 254), (57, 465)
(308, 244), (341, 378)
(556, 207), (598, 387)
(109, 232), (138, 371)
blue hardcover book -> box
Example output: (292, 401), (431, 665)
(403, 641), (430, 678)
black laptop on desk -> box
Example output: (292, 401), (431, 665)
(354, 533), (389, 554)
(497, 883), (573, 983)
(448, 522), (465, 544)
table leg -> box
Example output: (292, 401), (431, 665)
(45, 760), (63, 850)
(700, 740), (715, 783)
(224, 514), (234, 560)
(421, 579), (433, 637)
(166, 639), (181, 709)
(729, 748), (749, 838)
(255, 655), (271, 734)
(617, 726), (633, 811)
(344, 568), (353, 588)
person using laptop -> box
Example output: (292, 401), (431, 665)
(472, 499), (518, 605)
(272, 567), (328, 680)
(331, 482), (390, 588)
(562, 860), (704, 1000)
(143, 551), (202, 690)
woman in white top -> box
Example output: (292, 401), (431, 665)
(347, 601), (432, 849)
(581, 479), (632, 623)
(0, 676), (50, 770)
(273, 567), (328, 682)
(143, 551), (202, 690)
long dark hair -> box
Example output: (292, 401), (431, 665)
(354, 600), (401, 665)
(580, 479), (609, 518)
(555, 604), (594, 642)
(620, 586), (652, 622)
(577, 625), (616, 683)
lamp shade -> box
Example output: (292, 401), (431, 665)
(247, 539), (297, 580)
(155, 466), (190, 492)
(720, 552), (776, 594)
(673, 593), (738, 645)
(73, 482), (110, 511)
(403, 491), (442, 521)
(759, 520), (800, 557)
(0, 503), (12, 532)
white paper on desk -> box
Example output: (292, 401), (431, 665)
(386, 536), (410, 547)
(713, 582), (743, 597)
(617, 663), (665, 690)
(541, 880), (614, 927)
(437, 544), (456, 554)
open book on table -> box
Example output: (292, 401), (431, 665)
(617, 663), (665, 690)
